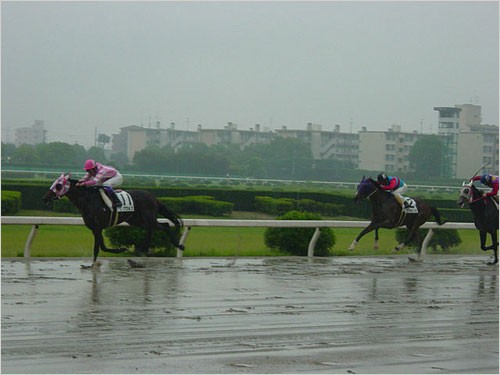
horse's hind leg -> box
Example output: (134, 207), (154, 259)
(158, 222), (184, 250)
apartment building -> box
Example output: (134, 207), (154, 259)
(358, 124), (423, 173)
(14, 120), (46, 147)
(112, 104), (497, 179)
(275, 123), (358, 167)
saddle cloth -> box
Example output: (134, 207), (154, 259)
(99, 189), (134, 212)
(402, 197), (418, 214)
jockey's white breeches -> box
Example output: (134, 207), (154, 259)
(102, 173), (123, 188)
(391, 184), (408, 199)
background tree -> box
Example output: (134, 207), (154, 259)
(86, 146), (108, 164)
(97, 133), (111, 149)
(36, 142), (76, 167)
(11, 144), (40, 164)
(408, 135), (446, 178)
(1, 142), (16, 163)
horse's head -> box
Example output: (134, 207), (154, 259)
(457, 181), (474, 208)
(42, 173), (72, 206)
(355, 176), (378, 203)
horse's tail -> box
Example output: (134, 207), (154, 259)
(431, 206), (445, 226)
(157, 200), (183, 233)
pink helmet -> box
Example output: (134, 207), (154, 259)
(84, 159), (97, 171)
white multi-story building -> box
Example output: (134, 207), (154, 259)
(357, 124), (424, 173)
(112, 104), (497, 179)
(14, 120), (46, 146)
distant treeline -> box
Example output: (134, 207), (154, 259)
(2, 134), (449, 184)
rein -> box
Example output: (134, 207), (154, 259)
(366, 188), (377, 199)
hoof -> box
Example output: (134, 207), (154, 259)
(348, 240), (357, 252)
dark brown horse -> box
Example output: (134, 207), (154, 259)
(457, 182), (498, 265)
(350, 177), (444, 255)
(42, 173), (184, 267)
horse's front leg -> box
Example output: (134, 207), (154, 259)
(349, 223), (378, 251)
(491, 232), (498, 265)
(479, 231), (495, 251)
(80, 229), (105, 269)
(482, 231), (499, 265)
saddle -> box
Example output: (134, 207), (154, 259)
(98, 189), (134, 212)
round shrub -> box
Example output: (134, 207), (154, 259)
(264, 210), (335, 256)
(395, 228), (462, 251)
(105, 226), (177, 257)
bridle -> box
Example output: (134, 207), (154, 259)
(357, 179), (378, 199)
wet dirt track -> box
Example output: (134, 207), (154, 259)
(2, 255), (498, 374)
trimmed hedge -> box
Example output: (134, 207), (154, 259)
(1, 190), (22, 215)
(264, 211), (336, 256)
(255, 196), (344, 216)
(1, 178), (473, 222)
(158, 196), (233, 216)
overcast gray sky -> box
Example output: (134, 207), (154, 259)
(2, 1), (499, 148)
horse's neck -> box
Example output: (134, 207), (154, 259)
(371, 189), (392, 206)
(66, 188), (95, 211)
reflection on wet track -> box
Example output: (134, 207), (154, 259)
(2, 256), (498, 373)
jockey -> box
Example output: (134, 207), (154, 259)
(471, 173), (499, 202)
(77, 159), (123, 208)
(377, 173), (409, 208)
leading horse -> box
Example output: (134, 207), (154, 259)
(457, 181), (498, 265)
(349, 177), (444, 256)
(42, 173), (184, 267)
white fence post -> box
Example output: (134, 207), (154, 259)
(177, 226), (191, 258)
(24, 224), (39, 258)
(307, 228), (321, 257)
(419, 228), (434, 260)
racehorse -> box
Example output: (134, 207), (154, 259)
(42, 173), (184, 267)
(349, 176), (444, 256)
(457, 181), (498, 265)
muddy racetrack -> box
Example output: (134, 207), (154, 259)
(2, 255), (498, 374)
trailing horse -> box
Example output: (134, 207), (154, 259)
(457, 182), (498, 265)
(42, 173), (184, 267)
(349, 176), (444, 256)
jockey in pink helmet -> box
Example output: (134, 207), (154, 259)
(77, 160), (124, 207)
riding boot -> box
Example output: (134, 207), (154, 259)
(104, 186), (122, 208)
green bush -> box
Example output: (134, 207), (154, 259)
(158, 196), (233, 216)
(104, 226), (177, 257)
(255, 196), (295, 215)
(53, 197), (80, 213)
(1, 190), (22, 215)
(264, 210), (335, 256)
(395, 228), (462, 251)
